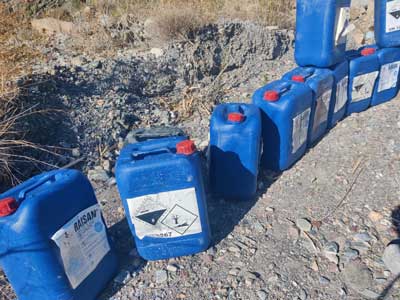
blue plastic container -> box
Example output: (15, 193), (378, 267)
(116, 137), (211, 261)
(0, 169), (117, 300)
(347, 47), (380, 115)
(372, 47), (400, 106)
(375, 0), (400, 48)
(209, 103), (262, 200)
(252, 80), (313, 171)
(295, 0), (351, 67)
(283, 67), (334, 146)
(328, 60), (349, 128)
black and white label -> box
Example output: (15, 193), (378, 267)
(52, 204), (110, 289)
(128, 188), (202, 239)
(292, 108), (311, 154)
(334, 7), (350, 46)
(386, 0), (400, 33)
(351, 71), (379, 102)
(313, 89), (332, 134)
(334, 76), (349, 113)
(378, 61), (400, 92)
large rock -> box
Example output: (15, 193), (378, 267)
(31, 18), (78, 35)
(383, 241), (400, 275)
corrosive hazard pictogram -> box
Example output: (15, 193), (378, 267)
(390, 10), (400, 20)
(136, 209), (167, 225)
(161, 204), (198, 235)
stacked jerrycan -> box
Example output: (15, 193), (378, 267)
(0, 169), (118, 300)
(209, 103), (262, 200)
(282, 67), (334, 146)
(375, 0), (400, 48)
(116, 136), (211, 260)
(347, 47), (380, 115)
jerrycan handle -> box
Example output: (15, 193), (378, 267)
(18, 173), (57, 201)
(131, 147), (174, 160)
(277, 82), (291, 95)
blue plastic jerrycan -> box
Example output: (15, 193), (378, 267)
(0, 169), (118, 300)
(283, 67), (334, 146)
(372, 47), (400, 106)
(252, 80), (313, 171)
(347, 47), (380, 115)
(375, 0), (400, 48)
(295, 0), (351, 67)
(116, 136), (211, 261)
(209, 103), (262, 201)
(328, 60), (349, 128)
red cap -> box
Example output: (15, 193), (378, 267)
(263, 90), (280, 102)
(176, 140), (196, 155)
(292, 75), (305, 83)
(0, 197), (18, 217)
(228, 112), (245, 123)
(361, 48), (376, 56)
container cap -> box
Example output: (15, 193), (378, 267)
(0, 197), (18, 217)
(292, 75), (305, 83)
(227, 112), (245, 123)
(361, 48), (376, 56)
(176, 140), (196, 155)
(263, 90), (280, 102)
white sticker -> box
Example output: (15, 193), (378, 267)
(378, 61), (400, 92)
(52, 204), (110, 289)
(334, 7), (350, 46)
(312, 89), (332, 134)
(292, 108), (311, 154)
(128, 187), (202, 240)
(351, 71), (379, 102)
(386, 0), (400, 33)
(334, 76), (349, 113)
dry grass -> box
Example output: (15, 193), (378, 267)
(0, 4), (47, 187)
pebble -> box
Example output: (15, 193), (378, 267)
(324, 241), (339, 254)
(299, 289), (308, 300)
(296, 218), (312, 232)
(354, 232), (373, 243)
(155, 270), (168, 283)
(319, 276), (330, 285)
(114, 270), (131, 284)
(166, 264), (178, 273)
(71, 148), (80, 157)
(257, 290), (268, 300)
(342, 262), (373, 292)
(342, 248), (359, 261)
(368, 211), (383, 223)
(383, 241), (400, 275)
(88, 168), (110, 182)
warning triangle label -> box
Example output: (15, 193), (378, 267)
(136, 209), (167, 225)
(390, 10), (400, 19)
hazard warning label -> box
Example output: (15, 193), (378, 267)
(351, 71), (379, 103)
(334, 6), (350, 46)
(378, 61), (400, 92)
(127, 188), (202, 239)
(386, 0), (400, 33)
(312, 89), (332, 134)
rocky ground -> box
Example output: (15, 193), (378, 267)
(2, 1), (400, 300)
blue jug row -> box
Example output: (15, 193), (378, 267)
(0, 170), (118, 300)
(253, 45), (400, 173)
(295, 0), (400, 68)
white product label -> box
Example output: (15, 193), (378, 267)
(128, 187), (202, 240)
(386, 0), (400, 33)
(334, 7), (350, 46)
(351, 71), (379, 102)
(292, 108), (311, 154)
(334, 76), (349, 113)
(313, 89), (332, 134)
(52, 204), (110, 289)
(378, 61), (400, 92)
